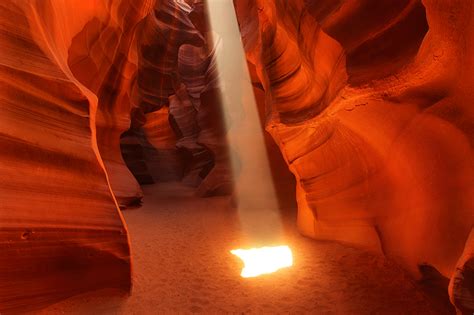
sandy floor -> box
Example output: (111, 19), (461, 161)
(36, 183), (451, 314)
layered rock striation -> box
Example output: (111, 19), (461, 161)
(235, 0), (474, 311)
(0, 0), (155, 311)
(1, 0), (473, 312)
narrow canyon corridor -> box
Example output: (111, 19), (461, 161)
(1, 0), (473, 313)
(35, 183), (451, 314)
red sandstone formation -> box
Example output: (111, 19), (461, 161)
(67, 0), (154, 207)
(143, 107), (184, 182)
(0, 0), (154, 311)
(235, 0), (473, 312)
(0, 0), (472, 313)
(0, 0), (230, 311)
(123, 0), (232, 192)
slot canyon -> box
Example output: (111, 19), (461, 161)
(0, 0), (473, 313)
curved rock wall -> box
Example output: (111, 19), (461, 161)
(67, 0), (153, 207)
(0, 0), (234, 309)
(120, 0), (233, 194)
(235, 0), (473, 311)
(143, 107), (184, 182)
(1, 0), (472, 312)
(0, 0), (153, 312)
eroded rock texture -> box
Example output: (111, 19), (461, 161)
(1, 0), (473, 312)
(67, 0), (151, 207)
(121, 0), (233, 194)
(0, 0), (154, 312)
(0, 0), (233, 311)
(235, 0), (473, 311)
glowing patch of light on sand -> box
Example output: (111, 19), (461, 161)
(231, 246), (293, 278)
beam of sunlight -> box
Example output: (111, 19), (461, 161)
(205, 0), (294, 276)
(205, 0), (285, 245)
(231, 246), (293, 278)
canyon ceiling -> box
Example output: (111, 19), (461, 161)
(0, 0), (473, 313)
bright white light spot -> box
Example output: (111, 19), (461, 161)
(230, 246), (293, 278)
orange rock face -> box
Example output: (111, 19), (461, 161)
(235, 0), (473, 311)
(0, 0), (472, 312)
(0, 0), (153, 312)
(0, 0), (231, 311)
